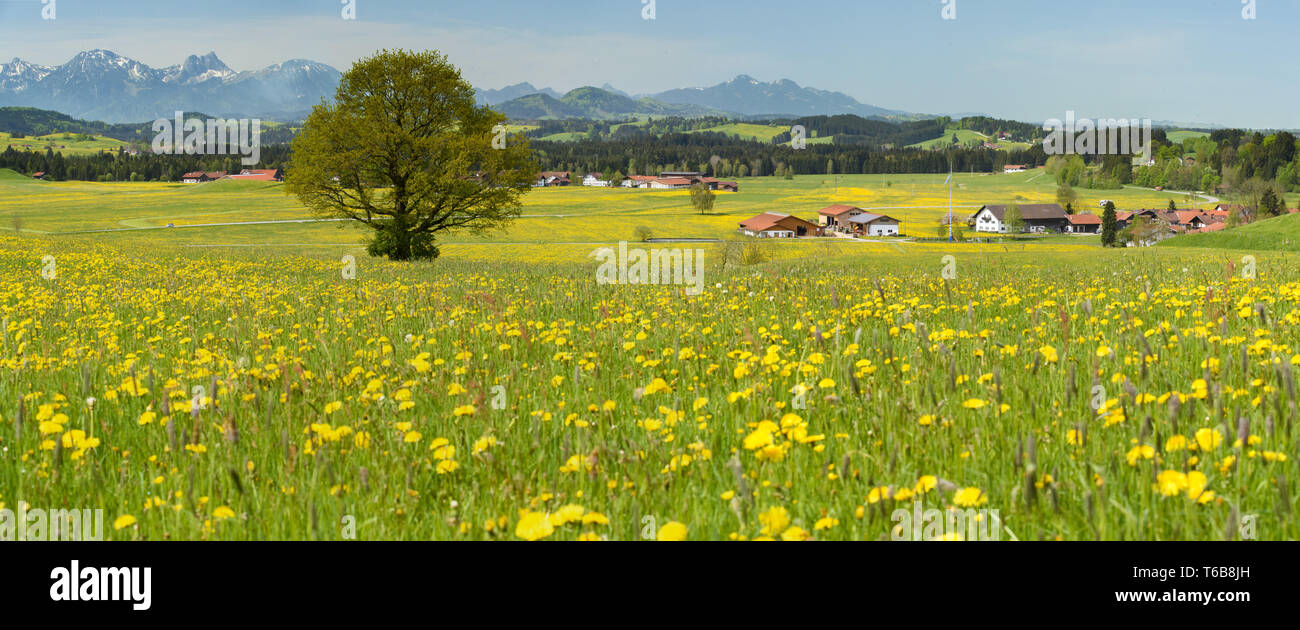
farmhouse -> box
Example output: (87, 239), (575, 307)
(1065, 212), (1102, 233)
(620, 175), (656, 188)
(1114, 209), (1159, 230)
(535, 171), (571, 187)
(610, 173), (738, 192)
(969, 203), (1068, 233)
(226, 168), (282, 182)
(180, 171), (227, 184)
(31, 171), (48, 180)
(582, 172), (610, 187)
(649, 177), (693, 190)
(737, 212), (821, 238)
(1170, 210), (1210, 230)
(1003, 164), (1027, 173)
(846, 212), (901, 236)
(817, 204), (866, 230)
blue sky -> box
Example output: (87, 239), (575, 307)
(0, 0), (1296, 128)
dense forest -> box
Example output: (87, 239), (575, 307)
(0, 144), (291, 182)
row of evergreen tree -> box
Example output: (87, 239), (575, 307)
(0, 145), (291, 182)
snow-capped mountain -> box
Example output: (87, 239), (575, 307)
(161, 52), (236, 85)
(0, 58), (56, 93)
(0, 50), (341, 122)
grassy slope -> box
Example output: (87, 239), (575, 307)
(1166, 130), (1211, 144)
(1159, 212), (1300, 252)
(908, 127), (1032, 151)
(1, 131), (130, 156)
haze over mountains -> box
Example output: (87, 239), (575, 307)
(0, 50), (341, 123)
(477, 74), (912, 120)
(0, 50), (1236, 129)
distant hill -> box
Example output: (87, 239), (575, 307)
(1158, 213), (1300, 252)
(0, 107), (149, 141)
(651, 75), (906, 118)
(474, 82), (563, 106)
(0, 50), (339, 123)
(496, 86), (723, 120)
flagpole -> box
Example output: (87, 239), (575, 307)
(947, 159), (953, 243)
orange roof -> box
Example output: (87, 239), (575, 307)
(1174, 211), (1207, 224)
(818, 204), (860, 216)
(1196, 222), (1228, 233)
(655, 178), (692, 186)
(1067, 213), (1102, 224)
(739, 212), (816, 232)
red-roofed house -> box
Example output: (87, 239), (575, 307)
(227, 168), (282, 182)
(818, 204), (866, 230)
(620, 175), (657, 189)
(738, 212), (821, 238)
(181, 171), (228, 184)
(535, 171), (571, 187)
(649, 177), (693, 189)
(1066, 212), (1102, 233)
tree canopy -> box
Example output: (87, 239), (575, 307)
(285, 49), (535, 260)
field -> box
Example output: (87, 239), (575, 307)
(908, 127), (1033, 152)
(2, 169), (1297, 541)
(1166, 130), (1212, 144)
(1, 131), (131, 156)
(0, 169), (1219, 249)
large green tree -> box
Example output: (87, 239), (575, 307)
(286, 49), (535, 260)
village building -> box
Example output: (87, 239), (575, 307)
(846, 212), (901, 236)
(1065, 213), (1102, 233)
(1003, 164), (1027, 173)
(817, 204), (867, 230)
(620, 175), (656, 188)
(180, 171), (228, 184)
(737, 212), (821, 238)
(648, 177), (693, 190)
(227, 168), (282, 182)
(535, 171), (571, 187)
(659, 171), (702, 180)
(581, 172), (610, 187)
(969, 203), (1068, 233)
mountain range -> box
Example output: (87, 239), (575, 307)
(0, 50), (341, 123)
(479, 74), (912, 120)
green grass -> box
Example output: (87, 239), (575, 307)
(1166, 130), (1211, 144)
(0, 131), (131, 156)
(2, 233), (1297, 541)
(3, 163), (1299, 541)
(688, 122), (788, 143)
(1160, 212), (1300, 252)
